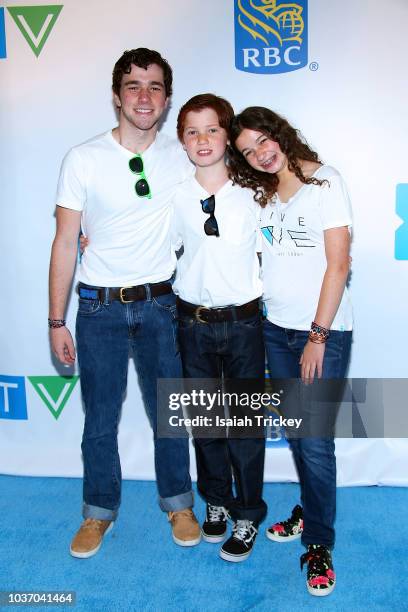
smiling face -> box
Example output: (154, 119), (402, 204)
(113, 63), (169, 132)
(181, 107), (228, 168)
(235, 128), (288, 175)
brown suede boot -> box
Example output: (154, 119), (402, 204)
(70, 518), (113, 558)
(168, 509), (201, 546)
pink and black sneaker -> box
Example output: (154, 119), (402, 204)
(300, 544), (336, 597)
(266, 504), (303, 542)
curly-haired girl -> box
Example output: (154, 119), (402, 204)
(229, 106), (353, 597)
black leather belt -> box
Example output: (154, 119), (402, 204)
(78, 281), (172, 303)
(177, 297), (261, 323)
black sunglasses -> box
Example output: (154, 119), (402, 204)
(200, 195), (219, 237)
(129, 155), (152, 199)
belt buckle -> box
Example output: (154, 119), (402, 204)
(119, 286), (133, 303)
(195, 305), (210, 324)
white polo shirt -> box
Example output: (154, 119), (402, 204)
(172, 177), (262, 307)
(56, 130), (192, 287)
(260, 165), (353, 331)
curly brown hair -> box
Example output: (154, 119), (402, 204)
(229, 107), (326, 207)
(112, 48), (173, 98)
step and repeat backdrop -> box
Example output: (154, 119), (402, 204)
(1, 0), (407, 485)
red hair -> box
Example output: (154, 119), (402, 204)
(177, 93), (234, 142)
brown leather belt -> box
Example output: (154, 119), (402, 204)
(177, 297), (261, 323)
(78, 281), (172, 303)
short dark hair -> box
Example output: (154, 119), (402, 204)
(177, 93), (234, 142)
(112, 48), (173, 98)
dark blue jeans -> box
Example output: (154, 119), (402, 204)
(263, 320), (352, 548)
(178, 311), (267, 525)
(75, 285), (192, 520)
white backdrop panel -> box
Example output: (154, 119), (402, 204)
(1, 0), (407, 483)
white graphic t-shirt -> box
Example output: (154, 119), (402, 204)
(260, 165), (353, 331)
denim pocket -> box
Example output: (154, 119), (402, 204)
(77, 298), (103, 316)
(152, 292), (176, 316)
(321, 331), (349, 378)
(177, 316), (196, 331)
(234, 314), (262, 329)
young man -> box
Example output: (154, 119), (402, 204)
(172, 94), (267, 562)
(49, 48), (199, 558)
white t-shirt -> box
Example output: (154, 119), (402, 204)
(172, 177), (262, 307)
(260, 165), (353, 331)
(56, 130), (192, 287)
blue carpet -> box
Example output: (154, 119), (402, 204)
(0, 476), (406, 611)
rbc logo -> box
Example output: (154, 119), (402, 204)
(395, 184), (408, 260)
(0, 375), (28, 420)
(234, 0), (308, 74)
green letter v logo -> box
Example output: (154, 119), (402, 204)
(28, 376), (79, 420)
(8, 5), (63, 57)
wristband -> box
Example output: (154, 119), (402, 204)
(308, 321), (330, 344)
(48, 318), (66, 329)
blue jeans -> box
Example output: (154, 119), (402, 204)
(75, 284), (193, 520)
(178, 311), (267, 525)
(263, 320), (352, 547)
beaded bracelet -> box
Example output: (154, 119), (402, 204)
(48, 318), (66, 329)
(308, 321), (330, 344)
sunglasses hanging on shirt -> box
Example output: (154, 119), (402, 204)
(200, 195), (219, 237)
(129, 154), (152, 199)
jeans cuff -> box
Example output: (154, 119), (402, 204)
(159, 490), (194, 512)
(301, 536), (335, 549)
(83, 502), (118, 521)
(229, 501), (268, 525)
